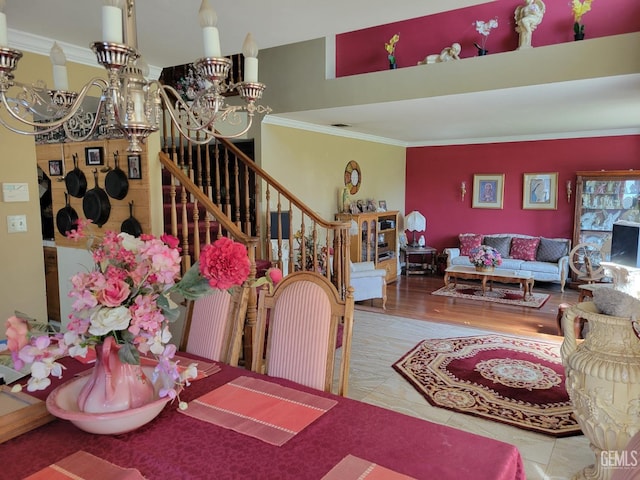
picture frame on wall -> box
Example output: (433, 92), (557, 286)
(48, 160), (63, 176)
(85, 147), (104, 166)
(523, 172), (558, 210)
(127, 155), (142, 179)
(472, 174), (504, 209)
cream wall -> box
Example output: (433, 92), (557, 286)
(0, 51), (106, 329)
(261, 124), (406, 222)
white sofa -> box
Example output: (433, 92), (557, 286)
(444, 233), (570, 291)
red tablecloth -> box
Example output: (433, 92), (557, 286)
(2, 358), (525, 480)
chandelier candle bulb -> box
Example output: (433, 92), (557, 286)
(0, 0), (7, 47)
(199, 0), (221, 58)
(50, 43), (69, 91)
(102, 0), (124, 43)
(242, 33), (259, 82)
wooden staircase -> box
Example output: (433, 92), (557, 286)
(159, 122), (352, 365)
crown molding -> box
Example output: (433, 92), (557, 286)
(263, 116), (408, 147)
(8, 28), (162, 80)
(264, 115), (640, 147)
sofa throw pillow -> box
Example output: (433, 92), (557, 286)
(536, 238), (570, 263)
(459, 234), (482, 256)
(510, 237), (540, 261)
(483, 236), (512, 259)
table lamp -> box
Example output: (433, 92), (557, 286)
(405, 211), (426, 247)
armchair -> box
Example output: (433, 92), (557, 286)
(350, 261), (387, 309)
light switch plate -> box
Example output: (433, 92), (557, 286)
(2, 183), (30, 202)
(7, 215), (27, 233)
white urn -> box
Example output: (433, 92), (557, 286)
(561, 302), (640, 480)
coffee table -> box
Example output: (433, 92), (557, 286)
(444, 265), (535, 300)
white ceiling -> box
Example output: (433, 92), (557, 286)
(5, 0), (640, 145)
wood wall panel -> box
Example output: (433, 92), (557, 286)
(36, 139), (151, 248)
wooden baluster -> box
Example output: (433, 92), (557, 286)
(223, 147), (231, 218)
(288, 204), (294, 275)
(265, 185), (272, 260)
(180, 171), (190, 270)
(242, 161), (251, 235)
(192, 199), (201, 261)
(213, 141), (221, 207)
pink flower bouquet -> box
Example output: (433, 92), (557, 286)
(5, 220), (250, 399)
(469, 245), (503, 268)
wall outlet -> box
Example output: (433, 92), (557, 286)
(7, 214), (27, 233)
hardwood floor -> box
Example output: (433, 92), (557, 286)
(354, 273), (581, 340)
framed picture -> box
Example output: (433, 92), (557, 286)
(85, 147), (104, 166)
(378, 200), (387, 211)
(127, 155), (142, 179)
(366, 199), (377, 212)
(48, 160), (63, 177)
(472, 174), (504, 209)
(523, 172), (558, 210)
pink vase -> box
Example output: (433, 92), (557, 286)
(77, 336), (155, 414)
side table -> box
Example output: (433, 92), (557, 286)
(401, 246), (437, 275)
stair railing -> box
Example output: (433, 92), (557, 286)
(159, 119), (351, 366)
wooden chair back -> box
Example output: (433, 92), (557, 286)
(180, 286), (249, 366)
(251, 271), (354, 396)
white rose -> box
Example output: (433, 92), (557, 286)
(88, 306), (131, 336)
(118, 232), (144, 253)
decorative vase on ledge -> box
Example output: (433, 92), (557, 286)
(473, 43), (488, 56)
(574, 33), (585, 41)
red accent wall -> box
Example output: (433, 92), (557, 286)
(336, 0), (640, 76)
(406, 136), (640, 252)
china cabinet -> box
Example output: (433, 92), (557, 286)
(572, 170), (640, 280)
(336, 211), (399, 283)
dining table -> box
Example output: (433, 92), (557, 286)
(1, 356), (526, 480)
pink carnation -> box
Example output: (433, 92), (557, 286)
(199, 237), (250, 290)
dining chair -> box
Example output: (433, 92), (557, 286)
(251, 271), (355, 396)
(179, 286), (249, 366)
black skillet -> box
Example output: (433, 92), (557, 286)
(65, 153), (87, 198)
(121, 201), (143, 237)
(56, 192), (79, 235)
(105, 152), (129, 200)
(83, 169), (111, 227)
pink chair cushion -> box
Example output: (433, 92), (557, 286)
(186, 290), (232, 361)
(268, 281), (332, 390)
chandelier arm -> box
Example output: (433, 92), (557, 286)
(153, 85), (216, 145)
(62, 99), (107, 142)
(0, 77), (108, 130)
(154, 82), (255, 140)
(0, 114), (64, 135)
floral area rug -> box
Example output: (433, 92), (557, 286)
(431, 284), (549, 308)
(393, 335), (581, 437)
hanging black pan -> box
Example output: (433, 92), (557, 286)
(83, 169), (111, 227)
(56, 192), (79, 236)
(105, 151), (129, 200)
(65, 153), (87, 198)
(121, 201), (143, 237)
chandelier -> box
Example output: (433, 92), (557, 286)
(0, 0), (270, 153)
